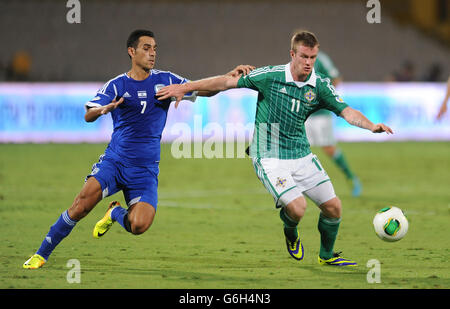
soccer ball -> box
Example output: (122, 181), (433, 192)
(373, 206), (408, 242)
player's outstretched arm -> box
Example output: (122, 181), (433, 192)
(226, 64), (255, 77)
(156, 74), (241, 108)
(198, 64), (255, 97)
(340, 106), (393, 134)
(85, 97), (124, 122)
(436, 76), (450, 120)
(436, 101), (448, 120)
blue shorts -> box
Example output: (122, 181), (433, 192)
(86, 154), (159, 209)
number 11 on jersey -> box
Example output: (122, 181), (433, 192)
(291, 99), (300, 113)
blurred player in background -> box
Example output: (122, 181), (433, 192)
(305, 50), (362, 197)
(23, 29), (253, 269)
(436, 76), (450, 120)
(157, 30), (393, 267)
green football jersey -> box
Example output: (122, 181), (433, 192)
(237, 63), (348, 159)
(311, 51), (341, 116)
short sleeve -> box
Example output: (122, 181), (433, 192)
(237, 66), (271, 91)
(167, 71), (197, 101)
(85, 78), (123, 111)
(318, 78), (348, 115)
(168, 71), (189, 85)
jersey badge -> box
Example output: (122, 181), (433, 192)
(137, 90), (147, 99)
(304, 89), (316, 102)
(154, 84), (166, 94)
(276, 177), (287, 188)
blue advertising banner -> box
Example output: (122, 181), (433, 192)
(0, 82), (448, 143)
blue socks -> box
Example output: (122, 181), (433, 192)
(35, 206), (132, 261)
(36, 210), (77, 260)
(111, 206), (131, 232)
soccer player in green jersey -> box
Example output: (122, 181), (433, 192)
(157, 30), (393, 266)
(305, 50), (362, 197)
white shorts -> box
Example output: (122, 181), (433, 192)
(252, 153), (336, 208)
(305, 114), (336, 147)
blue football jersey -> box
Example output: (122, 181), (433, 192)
(85, 70), (188, 166)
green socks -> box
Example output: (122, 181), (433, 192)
(318, 213), (341, 259)
(279, 208), (299, 242)
(332, 149), (354, 180)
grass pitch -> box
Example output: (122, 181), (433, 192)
(0, 142), (449, 289)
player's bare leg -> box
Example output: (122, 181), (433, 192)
(318, 196), (341, 219)
(127, 202), (156, 235)
(322, 145), (337, 158)
(68, 176), (103, 221)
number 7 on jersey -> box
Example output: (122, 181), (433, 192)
(140, 100), (147, 114)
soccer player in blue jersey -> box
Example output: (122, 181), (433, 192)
(23, 29), (254, 269)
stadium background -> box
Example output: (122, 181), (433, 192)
(1, 0), (449, 82)
(0, 0), (449, 290)
(0, 0), (449, 143)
